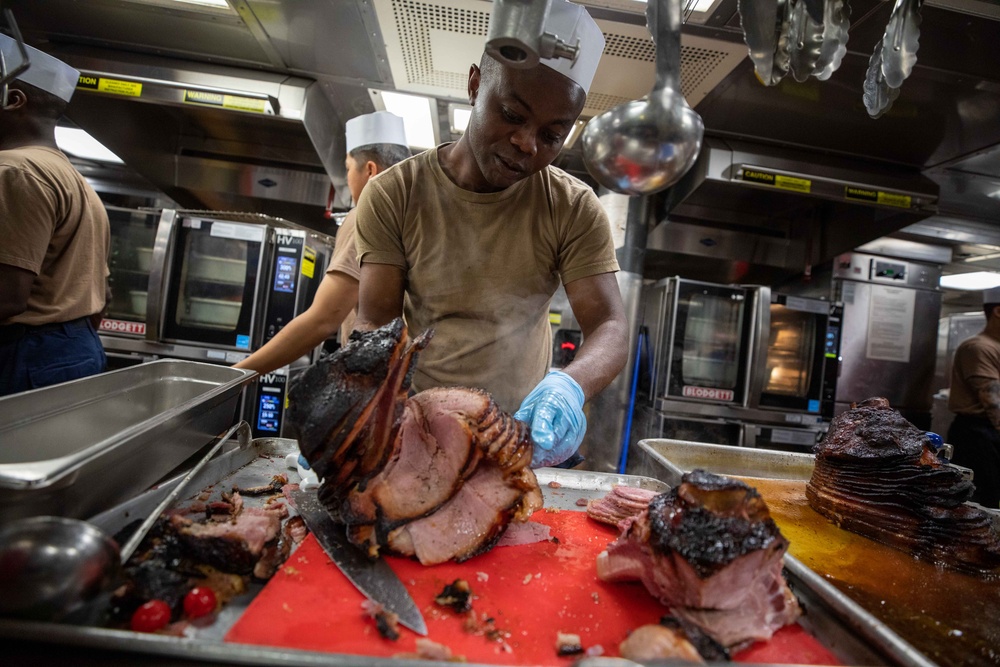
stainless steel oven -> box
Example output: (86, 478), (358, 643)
(98, 209), (334, 437)
(750, 292), (835, 416)
(643, 277), (760, 409)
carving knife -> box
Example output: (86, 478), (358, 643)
(288, 488), (428, 636)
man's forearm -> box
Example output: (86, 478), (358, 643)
(561, 317), (629, 400)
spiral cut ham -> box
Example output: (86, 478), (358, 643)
(806, 396), (1000, 575)
(596, 470), (801, 649)
(286, 318), (542, 565)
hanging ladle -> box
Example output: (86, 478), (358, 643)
(581, 0), (704, 195)
(0, 420), (252, 623)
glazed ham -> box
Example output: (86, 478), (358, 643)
(287, 319), (541, 565)
(807, 397), (1000, 575)
(597, 470), (801, 649)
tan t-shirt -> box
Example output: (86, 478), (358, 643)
(0, 145), (110, 326)
(326, 208), (361, 343)
(355, 145), (619, 413)
(948, 331), (1000, 416)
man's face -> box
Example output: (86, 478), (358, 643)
(345, 153), (368, 205)
(465, 59), (586, 190)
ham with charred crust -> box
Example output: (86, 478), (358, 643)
(807, 396), (1000, 575)
(287, 319), (542, 565)
(597, 470), (801, 649)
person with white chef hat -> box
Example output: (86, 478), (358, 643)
(946, 286), (1000, 508)
(352, 0), (628, 468)
(236, 111), (410, 377)
(0, 34), (111, 396)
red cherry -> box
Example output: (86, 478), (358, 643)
(183, 586), (218, 618)
(130, 599), (171, 633)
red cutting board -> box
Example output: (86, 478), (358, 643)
(226, 510), (840, 665)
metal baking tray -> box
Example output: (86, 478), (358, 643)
(0, 443), (930, 667)
(632, 438), (816, 487)
(0, 359), (256, 522)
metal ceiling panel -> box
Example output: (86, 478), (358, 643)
(370, 0), (746, 117)
(5, 0), (273, 67)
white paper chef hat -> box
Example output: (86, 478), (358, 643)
(345, 111), (408, 154)
(982, 286), (1000, 304)
(539, 0), (605, 94)
(0, 34), (79, 103)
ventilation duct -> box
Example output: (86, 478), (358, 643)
(48, 46), (351, 224)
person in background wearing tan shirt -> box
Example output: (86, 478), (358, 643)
(235, 112), (410, 376)
(947, 286), (1000, 508)
(0, 35), (110, 396)
(353, 0), (628, 469)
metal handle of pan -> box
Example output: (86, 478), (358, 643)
(118, 420), (252, 563)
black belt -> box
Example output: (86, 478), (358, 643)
(0, 316), (91, 345)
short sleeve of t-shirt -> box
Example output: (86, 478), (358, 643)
(326, 208), (361, 280)
(0, 162), (58, 274)
(956, 336), (1000, 382)
(547, 171), (618, 285)
(355, 171), (407, 270)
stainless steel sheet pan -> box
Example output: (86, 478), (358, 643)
(0, 359), (256, 522)
(0, 447), (930, 667)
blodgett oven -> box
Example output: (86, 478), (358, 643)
(643, 277), (759, 409)
(99, 209), (333, 436)
(636, 277), (840, 454)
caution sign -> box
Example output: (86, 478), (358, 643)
(844, 185), (912, 209)
(77, 75), (142, 97)
(184, 90), (267, 113)
(301, 246), (316, 279)
(740, 168), (812, 194)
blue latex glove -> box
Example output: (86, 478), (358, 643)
(297, 453), (311, 470)
(514, 370), (587, 468)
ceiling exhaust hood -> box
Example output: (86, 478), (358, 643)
(641, 138), (941, 285)
(48, 45), (351, 225)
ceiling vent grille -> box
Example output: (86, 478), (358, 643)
(373, 0), (747, 116)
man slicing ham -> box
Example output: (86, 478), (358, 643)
(352, 0), (628, 469)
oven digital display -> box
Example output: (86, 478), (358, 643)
(273, 255), (297, 293)
(257, 394), (281, 432)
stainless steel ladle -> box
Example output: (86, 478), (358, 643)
(581, 0), (704, 195)
(0, 421), (251, 622)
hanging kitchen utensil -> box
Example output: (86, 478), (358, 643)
(813, 0), (851, 81)
(737, 0), (783, 85)
(771, 0), (794, 85)
(580, 0), (704, 195)
(881, 0), (923, 89)
(862, 40), (901, 119)
(787, 0), (825, 83)
(0, 421), (252, 623)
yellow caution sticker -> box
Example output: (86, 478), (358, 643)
(741, 169), (811, 194)
(774, 174), (811, 193)
(183, 90), (267, 113)
(844, 186), (912, 209)
(301, 246), (316, 279)
(549, 312), (562, 325)
(77, 75), (142, 97)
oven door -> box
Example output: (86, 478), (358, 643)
(161, 218), (267, 351)
(757, 294), (829, 413)
(663, 279), (756, 406)
(100, 207), (159, 338)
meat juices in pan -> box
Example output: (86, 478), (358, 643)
(287, 318), (542, 565)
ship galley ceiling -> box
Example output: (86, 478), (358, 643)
(6, 0), (1000, 298)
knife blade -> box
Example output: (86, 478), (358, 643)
(288, 488), (428, 636)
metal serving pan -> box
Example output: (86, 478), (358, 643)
(0, 359), (256, 522)
(632, 438), (816, 487)
(0, 444), (926, 667)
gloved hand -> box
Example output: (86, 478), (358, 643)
(286, 453), (319, 490)
(514, 370), (587, 468)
